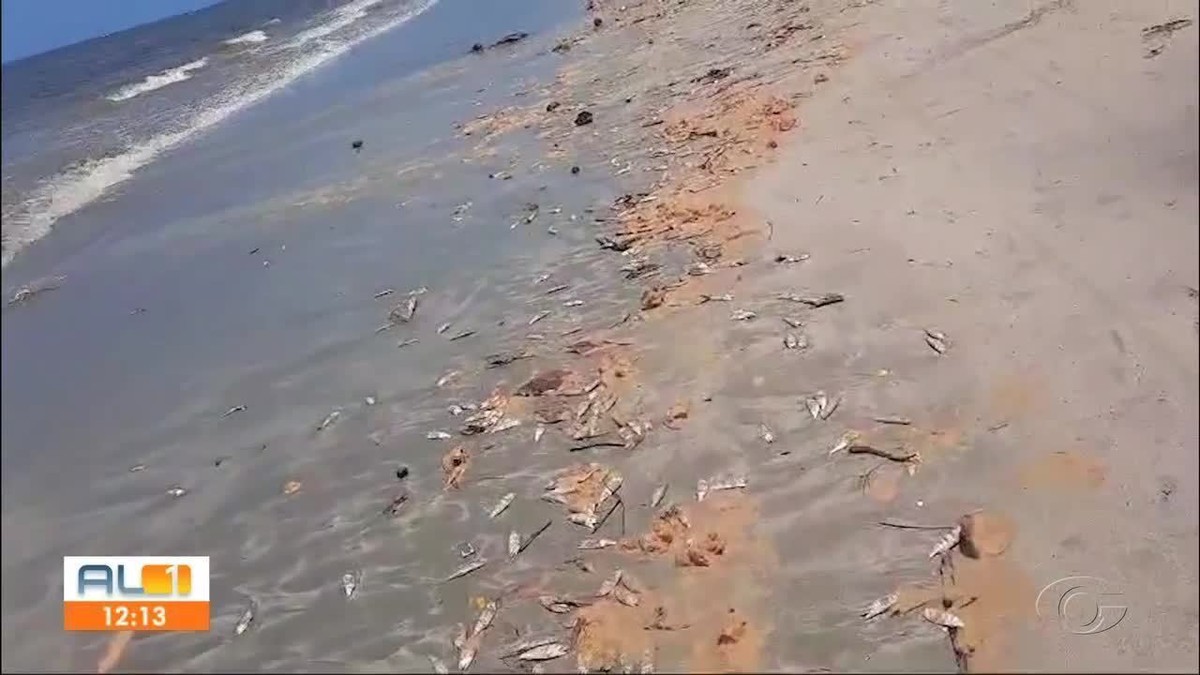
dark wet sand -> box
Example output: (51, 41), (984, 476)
(3, 0), (1197, 672)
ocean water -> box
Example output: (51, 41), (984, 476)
(0, 0), (637, 670)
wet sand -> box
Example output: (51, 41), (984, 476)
(3, 0), (1197, 672)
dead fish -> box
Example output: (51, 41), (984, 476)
(527, 333), (546, 340)
(924, 328), (948, 354)
(928, 525), (962, 559)
(449, 330), (476, 341)
(829, 430), (859, 455)
(649, 483), (668, 508)
(426, 430), (453, 440)
(472, 600), (498, 637)
(698, 293), (733, 304)
(222, 405), (246, 418)
(166, 485), (187, 498)
(775, 253), (810, 263)
(696, 479), (710, 502)
(437, 322), (452, 334)
(373, 288), (395, 298)
(436, 370), (460, 387)
(539, 595), (591, 613)
(457, 640), (477, 672)
(861, 593), (898, 620)
(731, 309), (757, 321)
(491, 417), (521, 433)
(534, 424), (546, 443)
(500, 636), (561, 659)
(612, 585), (640, 607)
(529, 310), (551, 325)
(129, 464), (146, 473)
(577, 538), (619, 550)
(545, 283), (569, 295)
(759, 424), (775, 444)
(443, 559), (487, 583)
(782, 316), (804, 329)
(7, 275), (65, 305)
(234, 600), (256, 636)
(547, 226), (559, 235)
(596, 570), (624, 597)
(316, 409), (341, 431)
(564, 299), (584, 307)
(507, 531), (522, 558)
(805, 392), (828, 420)
(923, 607), (965, 629)
(710, 476), (748, 493)
(568, 512), (598, 529)
(783, 332), (808, 350)
(873, 416), (912, 425)
(382, 492), (409, 517)
(398, 337), (419, 348)
(798, 293), (845, 307)
(428, 656), (449, 674)
(341, 570), (361, 599)
(535, 273), (551, 284)
(489, 492), (516, 519)
(687, 261), (712, 276)
(517, 643), (569, 661)
(390, 295), (419, 323)
(456, 541), (477, 558)
(364, 396), (377, 406)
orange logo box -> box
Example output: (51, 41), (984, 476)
(63, 557), (209, 631)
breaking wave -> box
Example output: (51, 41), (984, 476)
(224, 30), (270, 46)
(105, 58), (209, 102)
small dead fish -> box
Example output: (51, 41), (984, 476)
(427, 430), (453, 440)
(923, 607), (965, 629)
(449, 404), (466, 416)
(698, 293), (733, 304)
(529, 310), (551, 325)
(527, 333), (546, 340)
(612, 585), (640, 607)
(805, 392), (826, 420)
(873, 415), (912, 425)
(316, 409), (341, 431)
(829, 430), (860, 455)
(545, 284), (569, 295)
(799, 293), (845, 307)
(649, 483), (668, 508)
(568, 512), (598, 529)
(861, 592), (898, 620)
(517, 643), (569, 661)
(436, 370), (460, 387)
(596, 570), (624, 597)
(759, 424), (775, 444)
(928, 525), (962, 559)
(491, 417), (521, 433)
(222, 405), (246, 418)
(710, 475), (748, 493)
(428, 656), (449, 674)
(382, 492), (409, 517)
(364, 396), (377, 406)
(443, 559), (487, 583)
(535, 273), (551, 284)
(166, 485), (187, 498)
(539, 595), (591, 613)
(534, 424), (546, 443)
(373, 288), (395, 298)
(924, 328), (948, 354)
(437, 322), (453, 334)
(508, 531), (522, 558)
(129, 464), (146, 473)
(489, 492), (516, 519)
(563, 299), (584, 307)
(472, 600), (498, 637)
(341, 570), (361, 599)
(547, 226), (559, 235)
(397, 337), (419, 348)
(696, 479), (710, 502)
(782, 316), (804, 329)
(783, 332), (808, 350)
(391, 295), (419, 323)
(731, 309), (757, 321)
(449, 330), (476, 341)
(577, 538), (618, 550)
(233, 601), (256, 636)
(775, 253), (810, 263)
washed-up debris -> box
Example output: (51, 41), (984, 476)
(428, 656), (449, 674)
(923, 607), (965, 630)
(848, 444), (919, 464)
(804, 391), (840, 420)
(596, 569), (624, 597)
(341, 570), (361, 599)
(382, 492), (409, 517)
(450, 330), (476, 341)
(222, 405), (246, 418)
(545, 283), (570, 295)
(7, 275), (66, 306)
(1142, 18), (1192, 39)
(677, 532), (727, 567)
(641, 286), (667, 310)
(829, 430), (860, 455)
(351, 139), (364, 151)
(444, 559), (487, 583)
(166, 485), (188, 498)
(929, 525), (963, 558)
(395, 466), (410, 480)
(437, 322), (452, 335)
(696, 475), (747, 502)
(597, 233), (635, 251)
(694, 66), (733, 84)
(758, 424), (775, 444)
(316, 409), (341, 431)
(492, 31), (529, 47)
(622, 259), (661, 279)
(779, 292), (844, 308)
(283, 480), (302, 496)
(544, 464), (622, 529)
(534, 424), (546, 443)
(389, 295), (420, 324)
(649, 483), (668, 508)
(373, 288), (394, 299)
(774, 253), (810, 263)
(489, 492), (516, 519)
(924, 329), (948, 354)
(873, 416), (912, 425)
(457, 599), (499, 671)
(529, 310), (551, 325)
(574, 110), (594, 126)
(516, 368), (573, 396)
(456, 541), (477, 558)
(698, 293), (733, 304)
(663, 402), (689, 430)
(731, 309), (757, 321)
(234, 600), (256, 636)
(398, 337), (419, 348)
(437, 370), (460, 387)
(518, 519), (553, 555)
(518, 643), (569, 661)
(539, 595), (594, 613)
(442, 446), (470, 489)
(783, 332), (807, 350)
(782, 316), (803, 329)
(578, 538), (619, 550)
(861, 592), (898, 620)
(427, 430), (453, 440)
(645, 605), (690, 631)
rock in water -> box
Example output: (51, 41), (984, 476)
(574, 110), (594, 126)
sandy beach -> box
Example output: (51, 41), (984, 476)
(2, 0), (1196, 671)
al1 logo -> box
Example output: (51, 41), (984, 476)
(63, 556), (210, 631)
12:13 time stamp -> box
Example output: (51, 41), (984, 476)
(63, 602), (210, 631)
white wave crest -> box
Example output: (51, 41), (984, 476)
(224, 30), (270, 46)
(285, 0), (384, 48)
(105, 58), (209, 102)
(2, 0), (439, 268)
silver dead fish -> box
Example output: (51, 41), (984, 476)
(436, 370), (460, 387)
(389, 295), (419, 324)
(649, 483), (668, 508)
(539, 595), (592, 613)
(491, 417), (522, 433)
(500, 636), (560, 659)
(234, 600), (256, 636)
(534, 424), (546, 443)
(805, 391), (839, 420)
(596, 569), (624, 597)
(426, 430), (453, 440)
(449, 330), (475, 341)
(923, 607), (965, 629)
(222, 405), (246, 418)
(568, 512), (598, 529)
(829, 430), (860, 455)
(861, 592), (898, 620)
(166, 485), (188, 498)
(775, 253), (810, 263)
(612, 585), (640, 607)
(696, 479), (710, 502)
(759, 424), (775, 444)
(698, 293), (733, 304)
(564, 299), (584, 307)
(783, 333), (803, 350)
(443, 559), (487, 583)
(529, 310), (551, 325)
(437, 322), (452, 334)
(508, 531), (522, 558)
(731, 309), (757, 321)
(711, 476), (748, 492)
(316, 409), (341, 431)
(517, 643), (569, 661)
(489, 493), (516, 519)
(428, 656), (449, 674)
(782, 316), (804, 329)
(472, 600), (498, 637)
(397, 337), (419, 348)
(928, 525), (962, 559)
(924, 328), (948, 354)
(578, 538), (619, 550)
(341, 570), (361, 599)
